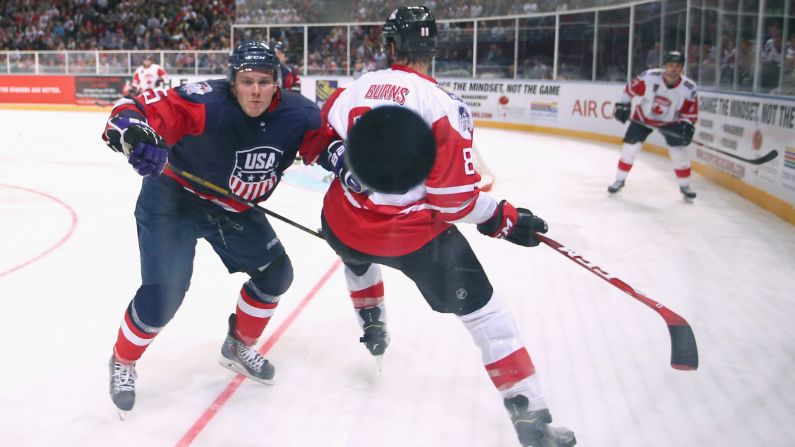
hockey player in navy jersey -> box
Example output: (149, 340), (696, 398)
(609, 50), (700, 199)
(102, 41), (321, 416)
(301, 6), (575, 447)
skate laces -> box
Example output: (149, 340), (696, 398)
(238, 344), (266, 372)
(111, 360), (137, 392)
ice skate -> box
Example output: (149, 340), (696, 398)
(607, 179), (625, 194)
(109, 355), (137, 419)
(219, 314), (275, 385)
(680, 185), (697, 200)
(358, 306), (389, 371)
(504, 395), (576, 447)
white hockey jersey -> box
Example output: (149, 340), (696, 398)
(301, 64), (497, 257)
(132, 64), (169, 92)
(621, 69), (698, 127)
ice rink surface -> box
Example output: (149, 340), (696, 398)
(1, 109), (794, 447)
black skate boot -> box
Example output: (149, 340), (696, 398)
(109, 355), (137, 419)
(358, 306), (389, 356)
(680, 185), (697, 200)
(219, 314), (275, 385)
(607, 179), (625, 194)
(504, 395), (576, 447)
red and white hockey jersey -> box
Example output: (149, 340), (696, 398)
(622, 69), (698, 127)
(132, 64), (169, 92)
(301, 64), (497, 257)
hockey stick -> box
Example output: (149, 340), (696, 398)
(170, 165), (700, 370)
(690, 139), (778, 165)
(632, 120), (778, 165)
(536, 234), (699, 371)
(166, 164), (324, 239)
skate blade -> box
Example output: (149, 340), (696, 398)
(116, 408), (129, 421)
(373, 355), (384, 373)
(218, 358), (274, 385)
(542, 426), (576, 447)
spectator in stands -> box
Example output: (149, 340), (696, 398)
(761, 32), (783, 90)
(352, 58), (368, 79)
(646, 41), (661, 68)
(785, 34), (795, 71)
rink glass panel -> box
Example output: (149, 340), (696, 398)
(5, 1), (795, 97)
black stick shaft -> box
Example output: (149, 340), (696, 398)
(631, 120), (777, 165)
(167, 164), (323, 239)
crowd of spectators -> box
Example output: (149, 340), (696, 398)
(1, 0), (633, 54)
(235, 0), (320, 25)
(4, 0), (794, 96)
(0, 0), (235, 52)
(681, 19), (795, 94)
(350, 0), (608, 22)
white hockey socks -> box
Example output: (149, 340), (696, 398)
(458, 296), (547, 410)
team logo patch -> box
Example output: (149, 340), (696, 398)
(458, 106), (472, 133)
(231, 146), (283, 200)
(651, 95), (672, 115)
(455, 288), (468, 300)
(180, 81), (213, 95)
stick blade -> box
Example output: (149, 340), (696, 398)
(754, 150), (779, 165)
(668, 324), (699, 370)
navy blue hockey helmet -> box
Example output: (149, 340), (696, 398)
(380, 5), (437, 57)
(663, 50), (685, 66)
(270, 40), (285, 52)
(228, 41), (281, 84)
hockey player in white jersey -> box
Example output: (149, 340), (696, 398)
(129, 55), (169, 95)
(608, 50), (699, 199)
(301, 6), (575, 447)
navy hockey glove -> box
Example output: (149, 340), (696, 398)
(128, 141), (168, 176)
(324, 139), (365, 193)
(477, 200), (548, 247)
(614, 102), (631, 124)
(660, 121), (695, 146)
(105, 114), (168, 177)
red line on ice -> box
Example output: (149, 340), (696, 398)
(175, 259), (342, 446)
(0, 184), (78, 278)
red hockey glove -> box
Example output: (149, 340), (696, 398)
(477, 200), (548, 247)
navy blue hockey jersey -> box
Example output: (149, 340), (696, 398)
(104, 79), (321, 212)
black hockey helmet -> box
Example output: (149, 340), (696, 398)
(346, 106), (436, 194)
(380, 5), (437, 57)
(270, 40), (285, 53)
(663, 50), (685, 66)
(228, 41), (281, 84)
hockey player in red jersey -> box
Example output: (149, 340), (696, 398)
(301, 6), (575, 447)
(609, 50), (699, 199)
(102, 41), (321, 417)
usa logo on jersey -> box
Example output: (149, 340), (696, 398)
(230, 146), (282, 200)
